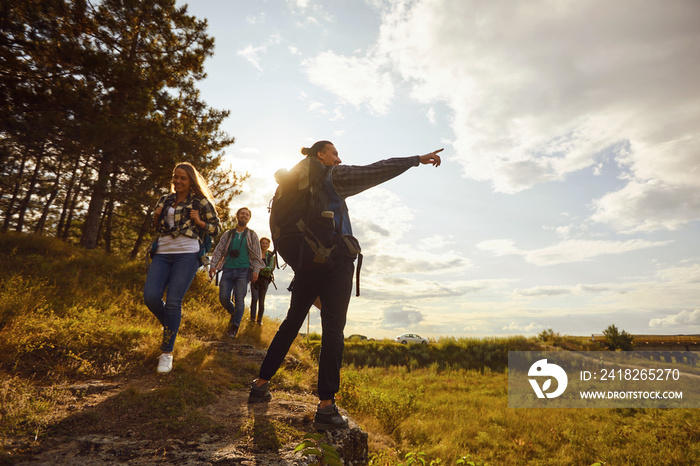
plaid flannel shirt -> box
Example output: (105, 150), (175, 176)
(321, 155), (421, 237)
(210, 228), (264, 275)
(154, 192), (221, 240)
(329, 156), (420, 198)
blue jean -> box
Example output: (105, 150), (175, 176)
(143, 252), (199, 352)
(219, 267), (251, 327)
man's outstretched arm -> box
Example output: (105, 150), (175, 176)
(332, 148), (444, 198)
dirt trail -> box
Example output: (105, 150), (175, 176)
(5, 341), (368, 465)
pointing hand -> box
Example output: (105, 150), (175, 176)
(419, 148), (443, 167)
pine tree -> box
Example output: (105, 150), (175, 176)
(0, 0), (239, 250)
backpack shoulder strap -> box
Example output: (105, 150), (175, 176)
(157, 194), (175, 231)
(192, 197), (206, 241)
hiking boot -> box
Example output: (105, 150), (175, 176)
(248, 380), (272, 403)
(227, 324), (239, 338)
(157, 353), (173, 374)
(312, 403), (349, 431)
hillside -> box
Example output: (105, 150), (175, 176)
(6, 233), (699, 465)
(0, 233), (367, 464)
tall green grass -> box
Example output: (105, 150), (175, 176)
(0, 232), (222, 381)
(339, 366), (700, 465)
(339, 337), (542, 372)
(0, 232), (315, 447)
(5, 232), (698, 465)
(308, 335), (595, 375)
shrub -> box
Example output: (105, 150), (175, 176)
(337, 371), (421, 434)
(602, 324), (634, 351)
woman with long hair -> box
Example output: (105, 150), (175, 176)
(143, 162), (221, 374)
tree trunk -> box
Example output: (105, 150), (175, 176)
(15, 146), (44, 233)
(80, 151), (112, 249)
(56, 155), (81, 238)
(103, 173), (117, 253)
(62, 165), (89, 241)
(95, 203), (107, 250)
(2, 151), (28, 232)
(35, 169), (62, 234)
(130, 204), (154, 259)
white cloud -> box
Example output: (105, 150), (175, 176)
(649, 309), (700, 328)
(348, 189), (473, 278)
(477, 238), (672, 266)
(245, 13), (266, 25)
(475, 239), (519, 256)
(301, 100), (345, 121)
(335, 189), (489, 303)
(381, 304), (425, 329)
(376, 0), (699, 186)
(515, 286), (571, 297)
(307, 101), (325, 112)
(286, 0), (310, 9)
(524, 239), (672, 267)
(331, 108), (345, 121)
(655, 263), (700, 284)
(595, 263), (700, 318)
(302, 51), (395, 114)
(181, 0), (700, 339)
(591, 181), (700, 233)
(237, 44), (266, 71)
(268, 34), (283, 46)
(299, 0), (700, 233)
(514, 284), (614, 297)
(426, 107), (436, 125)
(503, 321), (545, 333)
(555, 226), (572, 238)
(346, 188), (414, 242)
(360, 277), (493, 301)
(577, 285), (611, 294)
(237, 35), (284, 71)
(239, 147), (261, 155)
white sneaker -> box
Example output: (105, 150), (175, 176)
(157, 353), (173, 374)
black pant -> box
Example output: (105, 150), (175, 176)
(258, 256), (355, 400)
(250, 276), (271, 322)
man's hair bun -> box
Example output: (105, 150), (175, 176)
(300, 147), (310, 156)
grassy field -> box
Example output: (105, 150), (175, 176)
(336, 365), (700, 465)
(2, 232), (699, 465)
(0, 232), (316, 453)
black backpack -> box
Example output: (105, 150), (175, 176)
(192, 198), (213, 266)
(268, 156), (337, 272)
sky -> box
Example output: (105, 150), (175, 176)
(179, 0), (700, 340)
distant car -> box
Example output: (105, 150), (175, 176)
(395, 333), (429, 344)
(346, 334), (368, 342)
